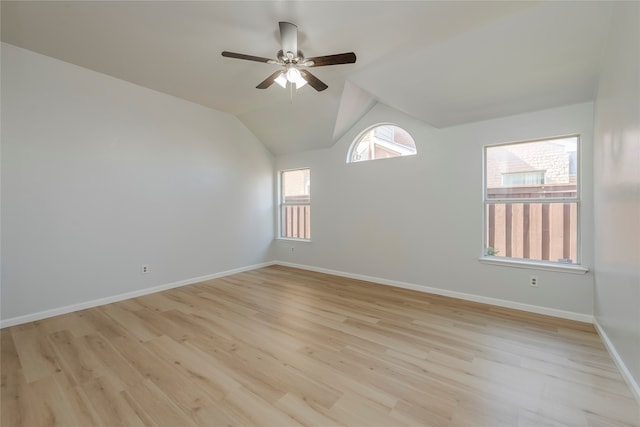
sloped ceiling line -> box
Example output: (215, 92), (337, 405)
(1, 1), (613, 155)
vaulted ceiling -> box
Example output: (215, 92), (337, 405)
(1, 1), (613, 155)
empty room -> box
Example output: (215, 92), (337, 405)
(1, 1), (639, 426)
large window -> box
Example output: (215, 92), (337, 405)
(348, 124), (416, 163)
(280, 168), (310, 240)
(484, 136), (580, 264)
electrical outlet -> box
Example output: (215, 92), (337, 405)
(142, 264), (149, 274)
(530, 275), (538, 287)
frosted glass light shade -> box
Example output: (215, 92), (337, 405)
(275, 73), (287, 88)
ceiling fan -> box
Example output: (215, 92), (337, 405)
(222, 21), (356, 92)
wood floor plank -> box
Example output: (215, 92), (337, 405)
(53, 383), (102, 427)
(18, 375), (85, 427)
(105, 334), (225, 421)
(48, 330), (108, 387)
(276, 392), (346, 426)
(1, 331), (26, 427)
(120, 379), (199, 427)
(81, 376), (148, 427)
(10, 327), (64, 384)
(328, 392), (407, 427)
(143, 334), (242, 401)
(1, 265), (638, 426)
(82, 333), (146, 389)
(99, 303), (162, 342)
(32, 311), (95, 338)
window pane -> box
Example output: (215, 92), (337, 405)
(349, 125), (416, 163)
(486, 202), (577, 263)
(280, 168), (311, 240)
(502, 171), (545, 186)
(282, 169), (310, 203)
(486, 136), (578, 200)
(281, 204), (311, 240)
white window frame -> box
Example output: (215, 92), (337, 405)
(278, 168), (311, 241)
(480, 135), (588, 274)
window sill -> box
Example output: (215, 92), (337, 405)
(276, 237), (312, 243)
(479, 257), (589, 274)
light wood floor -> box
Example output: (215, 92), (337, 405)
(2, 265), (638, 427)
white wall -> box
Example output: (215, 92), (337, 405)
(593, 2), (640, 394)
(1, 43), (274, 323)
(276, 101), (595, 318)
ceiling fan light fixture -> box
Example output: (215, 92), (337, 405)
(286, 66), (301, 83)
(295, 77), (307, 89)
(284, 65), (307, 89)
(275, 72), (287, 88)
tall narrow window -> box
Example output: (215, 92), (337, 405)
(484, 136), (580, 264)
(280, 168), (311, 240)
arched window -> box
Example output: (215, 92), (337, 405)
(348, 124), (416, 163)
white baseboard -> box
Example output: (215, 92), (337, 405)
(0, 261), (276, 329)
(274, 261), (594, 323)
(594, 320), (640, 404)
(3, 260), (593, 328)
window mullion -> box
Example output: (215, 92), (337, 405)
(485, 197), (579, 204)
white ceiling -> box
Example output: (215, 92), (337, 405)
(1, 1), (613, 155)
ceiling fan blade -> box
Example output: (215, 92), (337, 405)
(306, 52), (357, 67)
(222, 51), (274, 63)
(300, 70), (328, 92)
(256, 70), (284, 89)
(279, 22), (298, 57)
